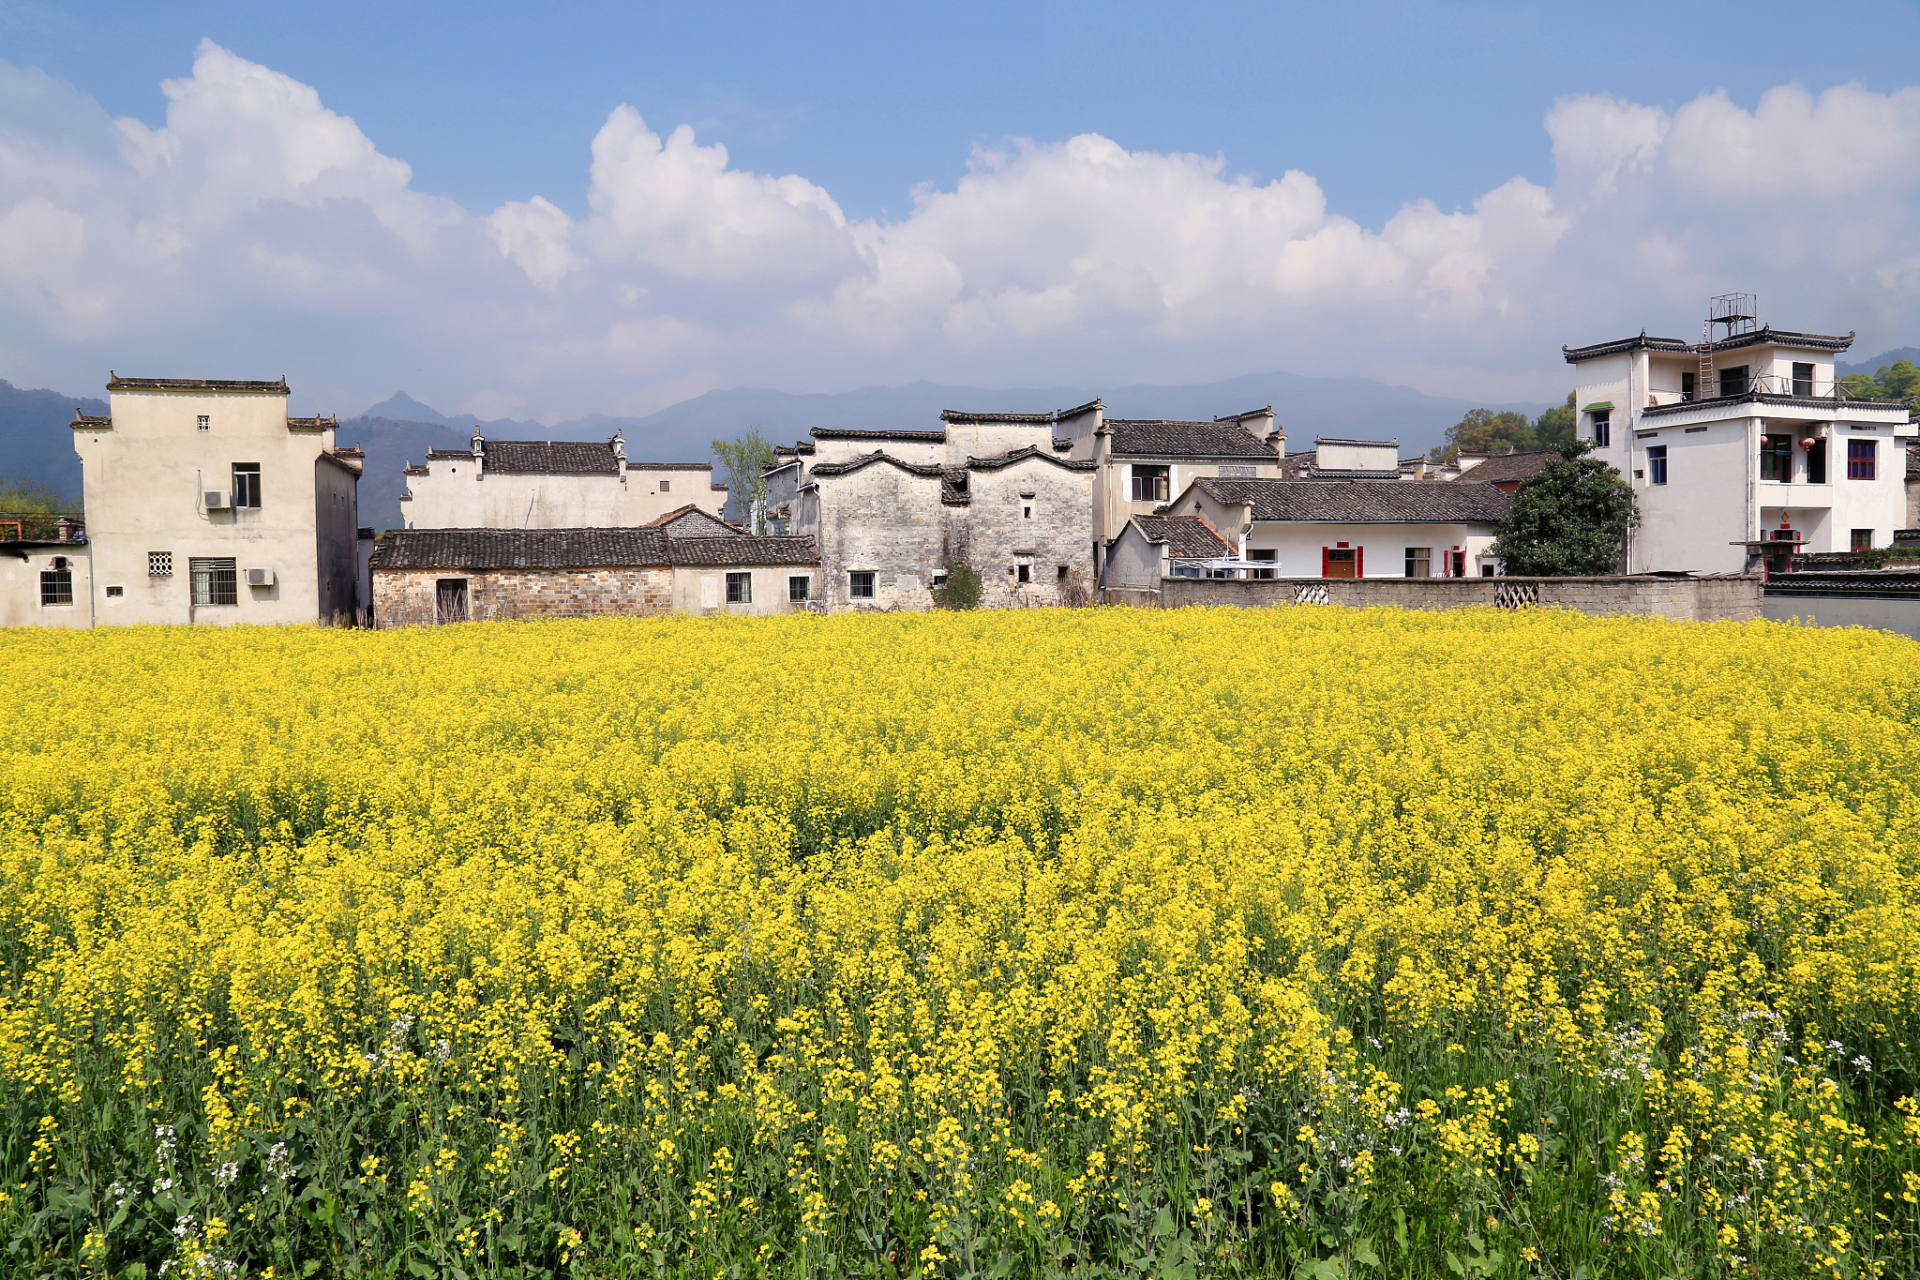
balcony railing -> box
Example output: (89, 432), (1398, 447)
(1647, 375), (1914, 410)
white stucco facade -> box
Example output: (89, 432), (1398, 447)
(0, 543), (92, 629)
(401, 434), (725, 529)
(69, 376), (363, 626)
(1566, 327), (1915, 573)
(1165, 481), (1504, 579)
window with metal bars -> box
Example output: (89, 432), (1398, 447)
(190, 557), (237, 606)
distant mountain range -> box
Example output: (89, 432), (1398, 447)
(1838, 348), (1920, 376)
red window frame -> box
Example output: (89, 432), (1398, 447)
(1847, 439), (1877, 480)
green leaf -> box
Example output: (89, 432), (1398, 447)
(1393, 1207), (1408, 1252)
(406, 1260), (435, 1278)
(1354, 1239), (1381, 1268)
(1446, 1250), (1467, 1278)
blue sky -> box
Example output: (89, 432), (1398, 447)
(4, 0), (1920, 417)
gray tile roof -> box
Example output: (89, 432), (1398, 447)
(107, 374), (289, 394)
(370, 527), (817, 570)
(666, 536), (819, 566)
(1456, 451), (1556, 487)
(483, 440), (620, 474)
(1132, 516), (1230, 558)
(646, 505), (743, 538)
(808, 451), (948, 479)
(1195, 478), (1513, 523)
(1278, 450), (1316, 477)
(1108, 419), (1278, 459)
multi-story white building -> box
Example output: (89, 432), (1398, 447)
(66, 375), (363, 626)
(1565, 307), (1915, 573)
(400, 432), (726, 529)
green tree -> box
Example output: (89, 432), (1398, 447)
(1532, 392), (1577, 450)
(710, 427), (778, 533)
(1839, 359), (1920, 405)
(1490, 441), (1639, 575)
(0, 474), (72, 514)
(929, 563), (984, 610)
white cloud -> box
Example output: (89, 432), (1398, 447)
(2, 46), (1920, 414)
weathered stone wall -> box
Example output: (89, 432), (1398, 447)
(374, 566), (672, 627)
(1113, 574), (1764, 623)
(806, 455), (1094, 610)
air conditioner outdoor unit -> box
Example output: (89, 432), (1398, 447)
(246, 567), (275, 588)
(204, 490), (231, 509)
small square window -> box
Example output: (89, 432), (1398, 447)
(148, 551), (173, 578)
(1852, 528), (1875, 552)
(931, 572), (948, 587)
(788, 575), (810, 602)
(849, 570), (875, 599)
(1016, 564), (1031, 584)
(105, 585), (124, 598)
(660, 479), (670, 493)
(197, 415), (209, 431)
(1056, 564), (1068, 580)
(725, 571), (752, 604)
(1023, 505), (1033, 519)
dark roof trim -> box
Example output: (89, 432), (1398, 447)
(965, 446), (1096, 472)
(1563, 326), (1855, 363)
(425, 449), (473, 460)
(1214, 405), (1275, 424)
(1303, 468), (1405, 480)
(108, 373), (290, 394)
(940, 409), (1055, 424)
(317, 451), (363, 476)
(70, 411), (111, 429)
(1056, 398), (1104, 419)
(1641, 390), (1913, 418)
(811, 427), (947, 442)
(809, 451), (948, 479)
(628, 462), (714, 471)
(1314, 436), (1397, 447)
(286, 415), (339, 431)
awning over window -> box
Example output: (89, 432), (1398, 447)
(1582, 401), (1614, 412)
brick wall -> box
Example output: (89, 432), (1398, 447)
(1115, 574), (1763, 623)
(374, 566), (672, 627)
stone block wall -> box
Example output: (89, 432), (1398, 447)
(374, 566), (672, 627)
(1116, 574), (1763, 623)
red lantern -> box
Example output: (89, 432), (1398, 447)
(1801, 437), (1817, 449)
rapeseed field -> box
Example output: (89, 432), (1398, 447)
(2, 607), (1918, 1278)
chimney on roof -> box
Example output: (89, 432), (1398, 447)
(612, 429), (628, 482)
(471, 430), (485, 479)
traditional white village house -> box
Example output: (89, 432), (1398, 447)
(369, 526), (820, 625)
(0, 519), (91, 629)
(1102, 435), (1511, 586)
(763, 411), (1097, 610)
(1052, 399), (1284, 573)
(36, 375), (364, 627)
(400, 433), (725, 529)
(1565, 300), (1916, 573)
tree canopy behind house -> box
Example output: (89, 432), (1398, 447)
(711, 427), (778, 532)
(1839, 359), (1920, 404)
(1431, 393), (1576, 464)
(1490, 441), (1638, 575)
